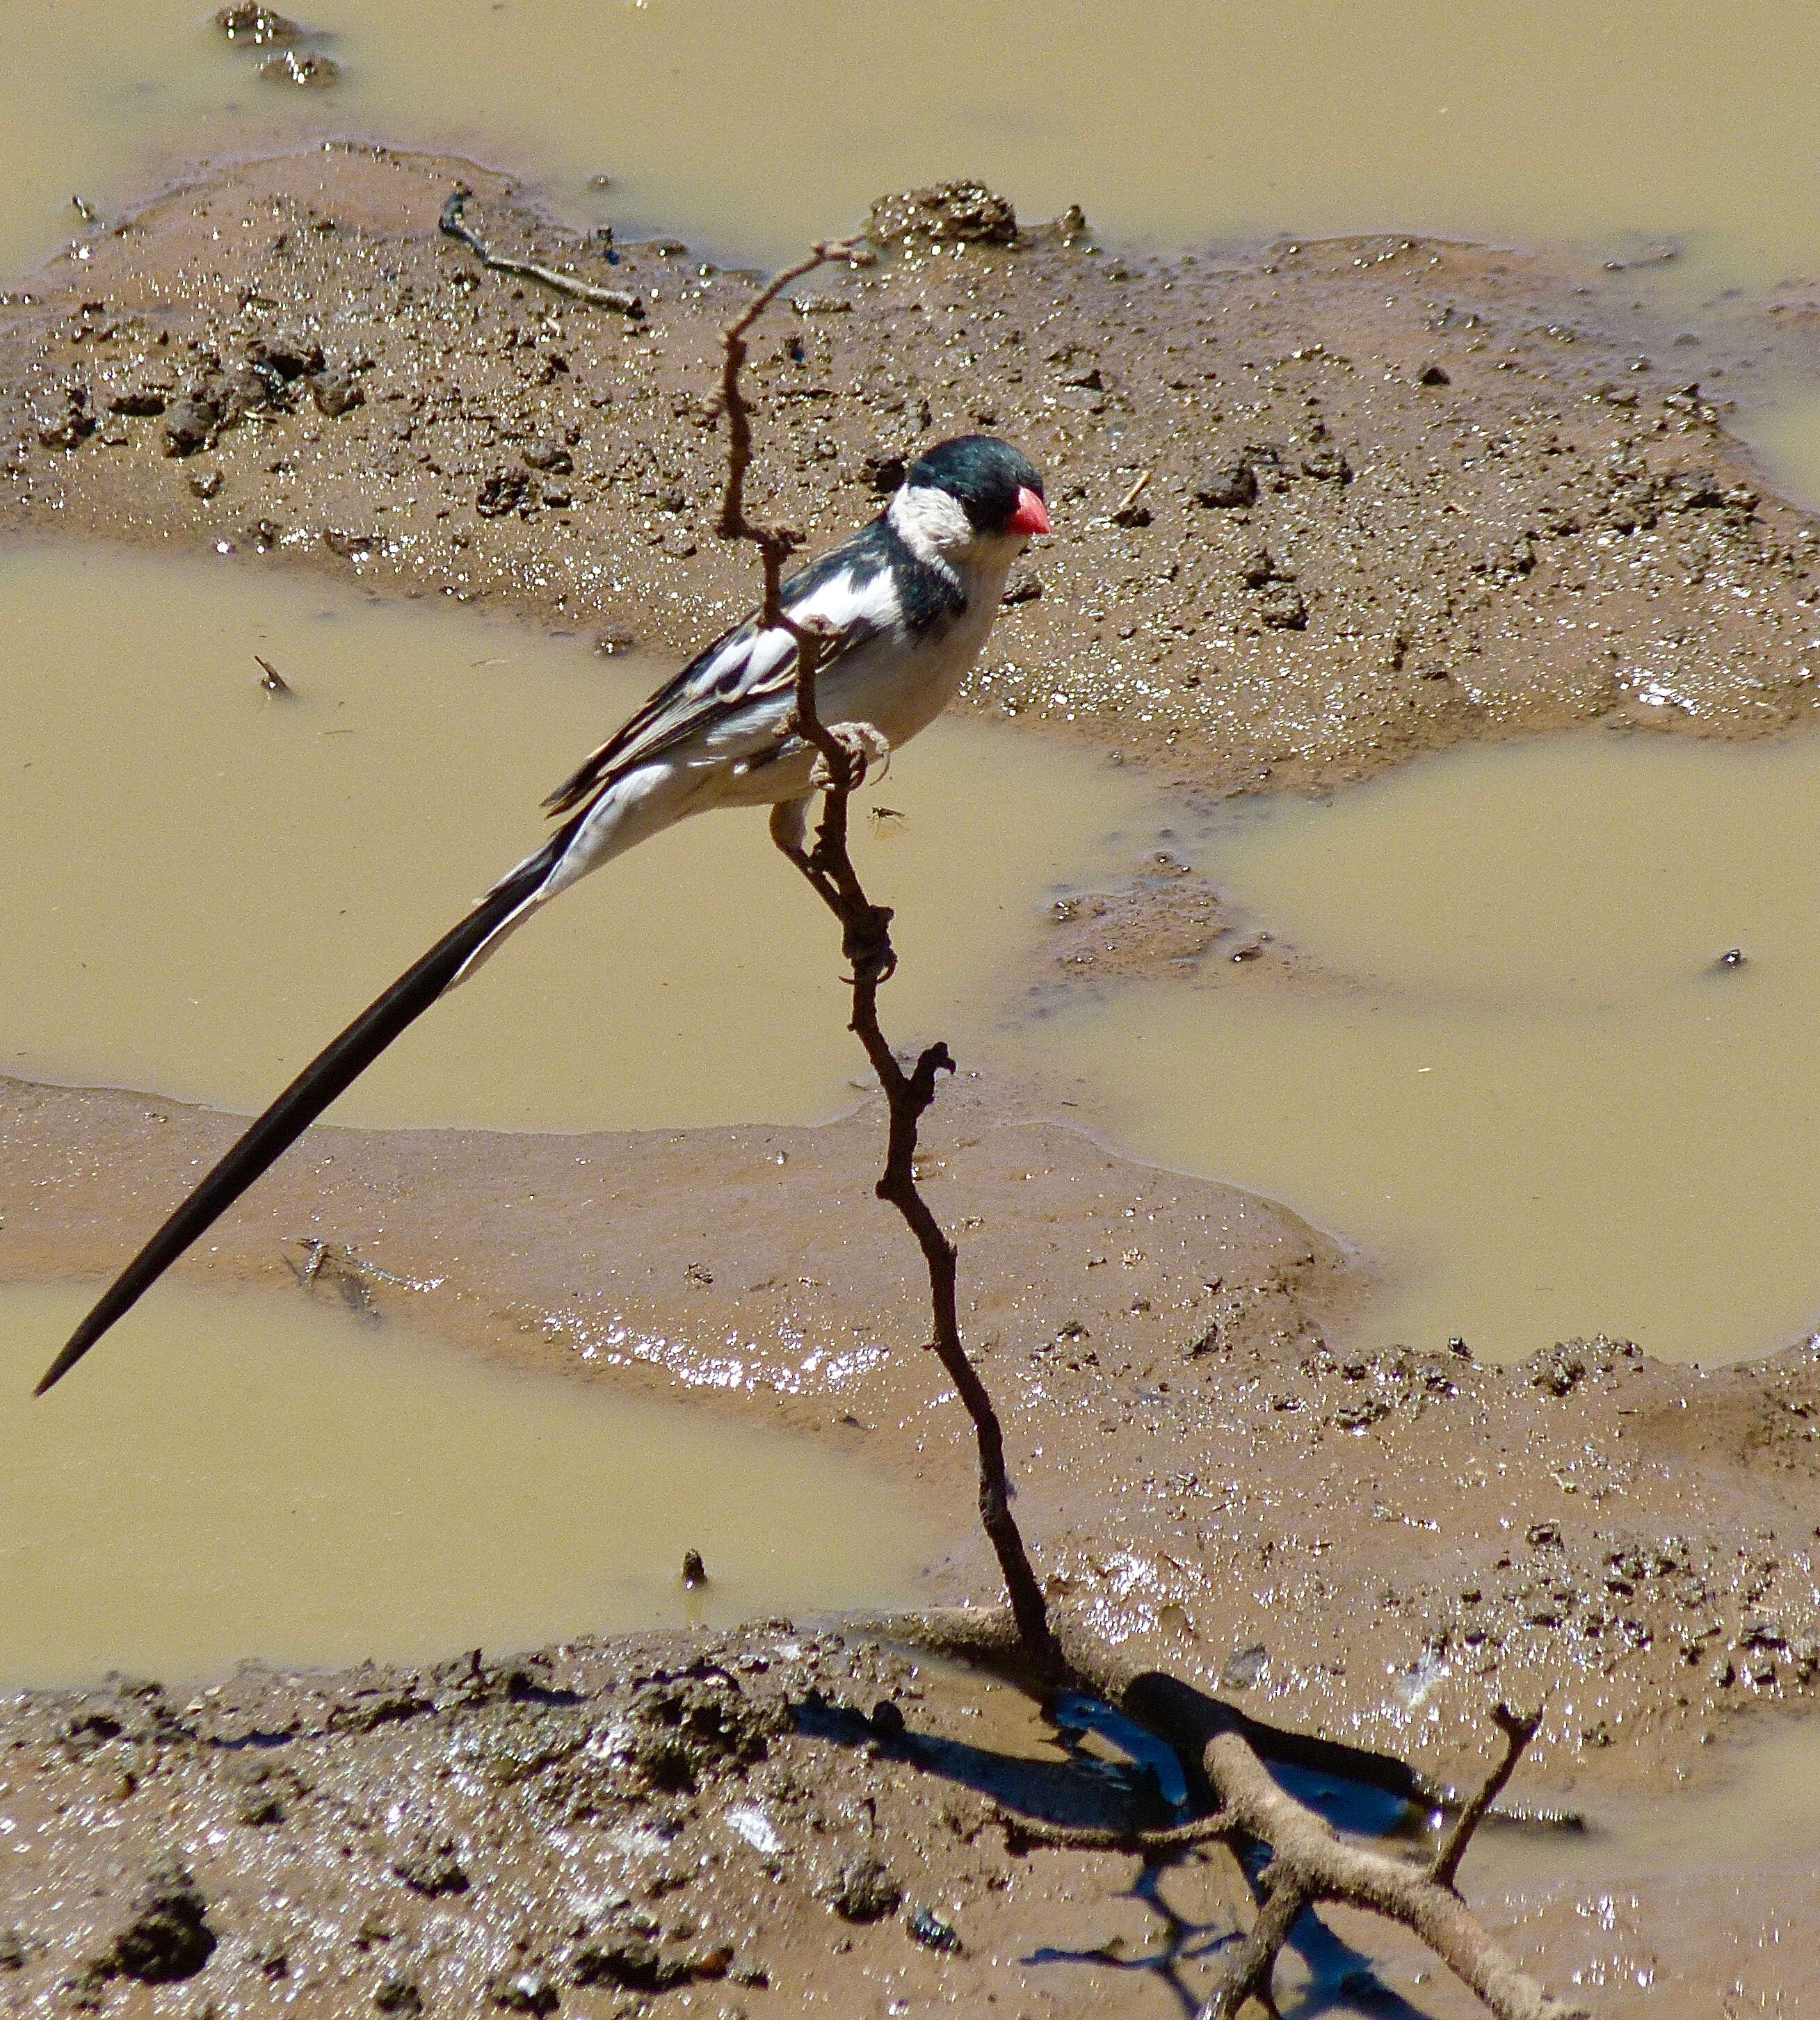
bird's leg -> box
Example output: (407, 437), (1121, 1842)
(768, 793), (814, 873)
(807, 724), (897, 981)
(768, 791), (896, 985)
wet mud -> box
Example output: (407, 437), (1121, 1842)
(6, 1069), (1820, 2010)
(3, 150), (1820, 2013)
(3, 152), (1819, 798)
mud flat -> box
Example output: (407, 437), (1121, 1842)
(2, 151), (1820, 2014)
(5, 1074), (1820, 2014)
(3, 150), (1819, 791)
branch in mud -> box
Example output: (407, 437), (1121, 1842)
(711, 254), (1059, 1674)
(860, 1606), (1584, 2020)
(1195, 1714), (1577, 2020)
(440, 185), (644, 317)
(705, 257), (1582, 2018)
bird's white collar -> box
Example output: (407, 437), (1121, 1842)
(887, 483), (976, 566)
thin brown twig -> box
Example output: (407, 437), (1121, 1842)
(785, 634), (1057, 1665)
(711, 248), (1057, 1675)
(440, 186), (643, 316)
(989, 1807), (1235, 1857)
(714, 237), (861, 626)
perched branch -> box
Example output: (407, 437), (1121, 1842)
(1195, 1728), (1585, 2020)
(703, 254), (1584, 2019)
(783, 627), (1057, 1667)
(851, 1605), (1584, 2020)
(712, 250), (1058, 1676)
(440, 186), (643, 316)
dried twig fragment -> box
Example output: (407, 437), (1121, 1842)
(440, 187), (643, 317)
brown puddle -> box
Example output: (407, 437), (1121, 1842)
(0, 543), (1156, 1130)
(8, 0), (1820, 302)
(4, 1279), (942, 1688)
(1041, 727), (1820, 1366)
(13, 536), (1820, 1369)
(1446, 1714), (1820, 2012)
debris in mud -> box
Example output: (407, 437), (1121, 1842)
(107, 384), (168, 417)
(570, 1935), (690, 1993)
(906, 1905), (963, 1953)
(259, 48), (340, 86)
(31, 382), (94, 451)
(88, 1864), (217, 1985)
(861, 449), (908, 494)
(247, 328), (325, 385)
(162, 385), (223, 457)
(391, 1836), (470, 1897)
(215, 4), (303, 42)
(1221, 1643), (1269, 1690)
(489, 1967), (560, 2012)
(309, 367), (365, 417)
(1527, 1336), (1643, 1397)
(1195, 456), (1259, 509)
(476, 467), (533, 517)
(825, 1855), (903, 1922)
(868, 180), (1019, 247)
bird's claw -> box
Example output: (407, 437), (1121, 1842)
(811, 720), (892, 794)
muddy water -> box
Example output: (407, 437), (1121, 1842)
(3, 1279), (938, 1687)
(1740, 390), (1820, 514)
(5, 2), (1820, 301)
(0, 544), (1154, 1131)
(15, 537), (1820, 1368)
(1050, 729), (1820, 1367)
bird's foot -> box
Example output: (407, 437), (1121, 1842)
(811, 720), (892, 794)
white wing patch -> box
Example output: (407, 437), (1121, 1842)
(542, 558), (904, 818)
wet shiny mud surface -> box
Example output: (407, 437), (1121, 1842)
(5, 1068), (1820, 2010)
(2, 1634), (1816, 2020)
(2, 148), (1820, 2014)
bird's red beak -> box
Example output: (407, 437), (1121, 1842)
(1008, 486), (1051, 538)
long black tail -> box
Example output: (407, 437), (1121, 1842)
(35, 835), (566, 1396)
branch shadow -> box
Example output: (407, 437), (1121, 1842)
(793, 1676), (1440, 2017)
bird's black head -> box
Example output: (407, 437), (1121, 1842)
(903, 435), (1049, 539)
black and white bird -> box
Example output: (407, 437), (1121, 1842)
(36, 434), (1049, 1393)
